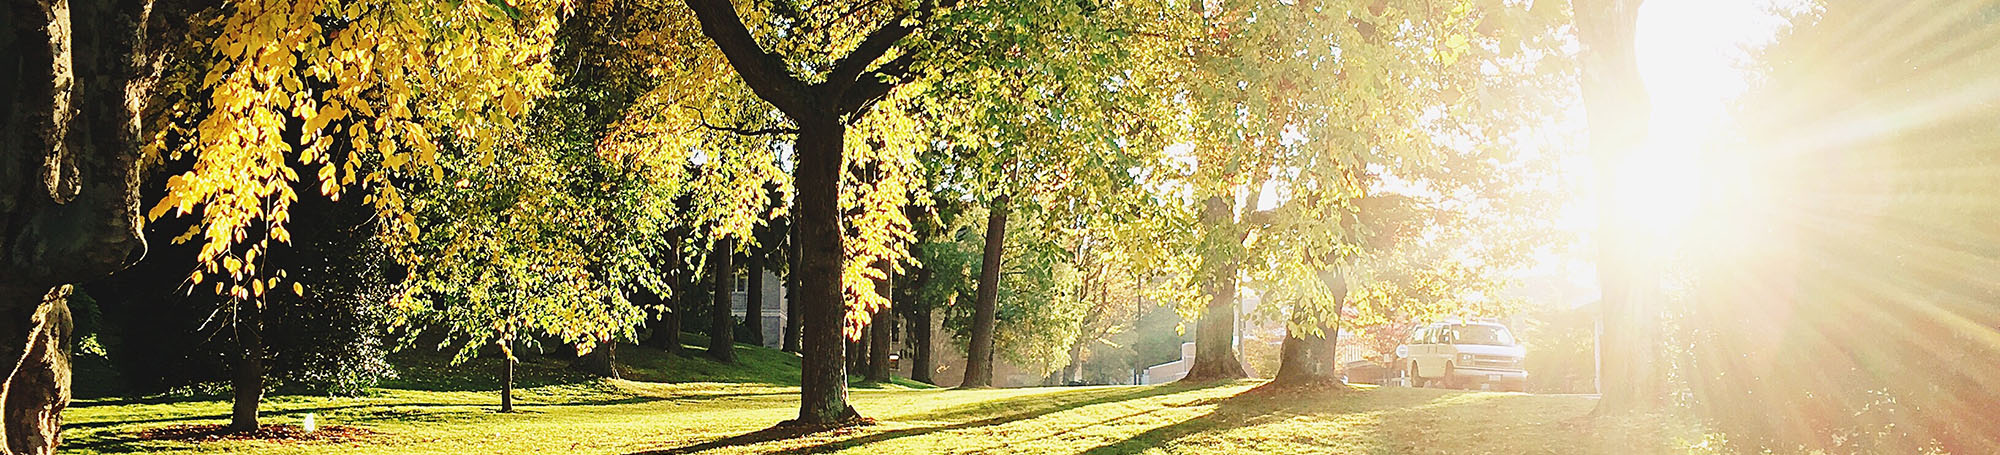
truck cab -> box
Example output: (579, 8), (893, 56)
(1396, 321), (1527, 392)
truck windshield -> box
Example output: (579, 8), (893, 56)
(1452, 325), (1515, 346)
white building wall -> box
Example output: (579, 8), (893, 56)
(729, 269), (787, 349)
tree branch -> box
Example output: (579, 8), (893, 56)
(683, 0), (815, 117)
(824, 12), (919, 97)
(690, 107), (798, 137)
(836, 51), (920, 115)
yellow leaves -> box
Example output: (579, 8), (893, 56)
(293, 282), (305, 296)
(305, 103), (346, 132)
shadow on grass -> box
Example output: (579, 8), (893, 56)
(1079, 386), (1564, 455)
(67, 394), (667, 430)
(1073, 386), (1283, 455)
(632, 383), (1229, 455)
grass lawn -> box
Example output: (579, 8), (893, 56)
(61, 339), (1714, 455)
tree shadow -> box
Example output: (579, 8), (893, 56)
(1079, 387), (1557, 455)
(1075, 388), (1280, 455)
(632, 383), (1225, 455)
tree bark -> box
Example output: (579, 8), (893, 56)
(649, 269), (686, 354)
(685, 0), (925, 426)
(0, 287), (72, 454)
(499, 343), (516, 413)
(962, 196), (1009, 388)
(1184, 195), (1247, 382)
(744, 253), (765, 347)
(1271, 269), (1348, 387)
(657, 297), (683, 355)
(708, 239), (736, 363)
(579, 336), (618, 379)
(906, 267), (933, 384)
(790, 118), (858, 425)
(2, 0), (163, 449)
(229, 300), (263, 432)
(866, 260), (894, 382)
(1270, 324), (1340, 386)
(782, 240), (801, 353)
(1573, 0), (1662, 411)
(1063, 332), (1086, 384)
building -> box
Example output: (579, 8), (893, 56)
(728, 269), (788, 349)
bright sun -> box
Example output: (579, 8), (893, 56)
(1614, 0), (1791, 240)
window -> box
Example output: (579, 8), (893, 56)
(735, 271), (748, 293)
(1452, 325), (1515, 346)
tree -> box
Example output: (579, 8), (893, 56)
(675, 0), (960, 425)
(5, 0), (569, 447)
(1151, 0), (1569, 385)
(1571, 0), (1660, 411)
(960, 199), (1008, 387)
(707, 237), (737, 363)
(0, 0), (177, 447)
(866, 260), (895, 382)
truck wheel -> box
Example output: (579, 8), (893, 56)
(1441, 363), (1458, 389)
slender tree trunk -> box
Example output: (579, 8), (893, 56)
(499, 339), (516, 413)
(652, 270), (687, 354)
(580, 336), (618, 379)
(867, 260), (894, 382)
(744, 254), (765, 347)
(782, 240), (802, 353)
(1574, 0), (1661, 411)
(792, 118), (858, 426)
(851, 331), (868, 371)
(1184, 196), (1247, 382)
(1064, 333), (1086, 384)
(906, 267), (933, 384)
(962, 196), (1009, 388)
(708, 238), (736, 363)
(658, 297), (683, 355)
(230, 300), (264, 432)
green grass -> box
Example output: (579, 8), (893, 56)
(60, 339), (1712, 454)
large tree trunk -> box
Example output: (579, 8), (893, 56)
(708, 238), (736, 363)
(744, 253), (765, 347)
(961, 196), (1009, 388)
(791, 119), (858, 426)
(1270, 269), (1347, 387)
(866, 260), (893, 382)
(782, 240), (801, 353)
(1573, 0), (1661, 411)
(229, 300), (263, 432)
(0, 288), (73, 454)
(1184, 195), (1247, 382)
(905, 267), (933, 384)
(2, 0), (159, 449)
(1270, 324), (1339, 387)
